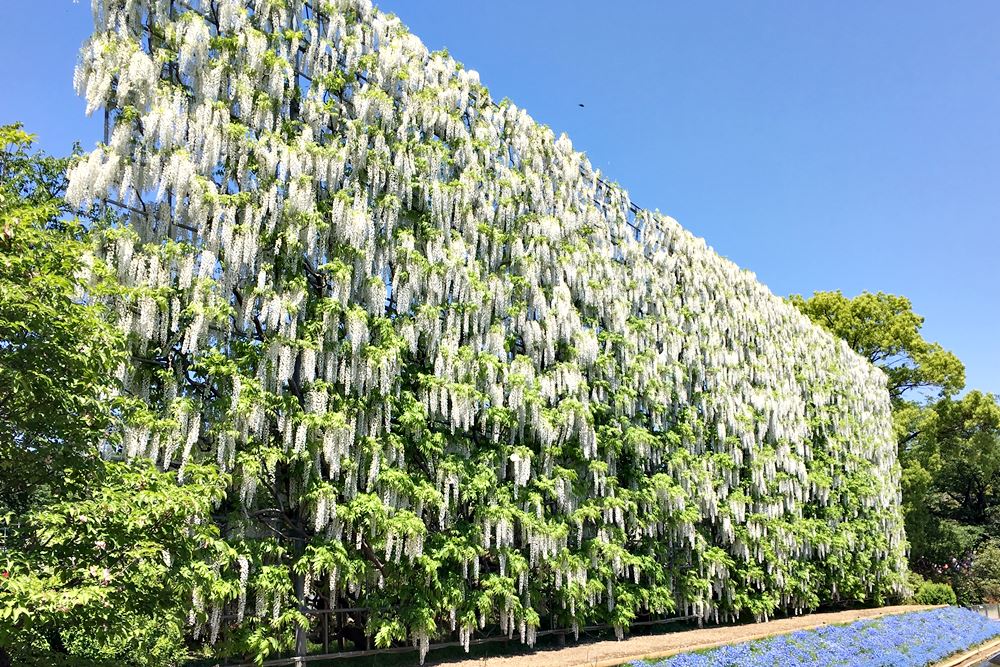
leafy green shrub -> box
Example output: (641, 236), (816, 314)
(0, 126), (227, 667)
(903, 571), (927, 602)
(913, 580), (957, 605)
(956, 540), (1000, 604)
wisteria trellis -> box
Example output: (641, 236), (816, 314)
(69, 0), (908, 660)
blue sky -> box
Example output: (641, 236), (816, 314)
(1, 1), (997, 394)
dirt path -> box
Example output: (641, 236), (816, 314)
(432, 605), (937, 667)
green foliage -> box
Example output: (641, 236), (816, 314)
(955, 540), (1000, 605)
(788, 290), (965, 405)
(917, 392), (1000, 523)
(0, 125), (227, 665)
(0, 123), (119, 514)
(913, 580), (957, 606)
(39, 1), (911, 660)
(899, 556), (957, 606)
(1, 461), (228, 665)
(901, 391), (1000, 564)
(792, 289), (1000, 598)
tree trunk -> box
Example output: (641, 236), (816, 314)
(294, 559), (308, 660)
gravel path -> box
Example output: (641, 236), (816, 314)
(431, 605), (937, 667)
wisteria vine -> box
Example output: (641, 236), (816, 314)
(68, 0), (908, 660)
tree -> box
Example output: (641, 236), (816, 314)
(61, 0), (908, 661)
(790, 290), (1000, 584)
(902, 391), (1000, 565)
(0, 123), (115, 513)
(0, 125), (227, 666)
(923, 391), (1000, 524)
(789, 290), (965, 454)
(788, 291), (965, 405)
(955, 539), (1000, 604)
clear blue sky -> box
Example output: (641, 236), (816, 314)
(2, 1), (997, 394)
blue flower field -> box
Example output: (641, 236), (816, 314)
(633, 607), (1000, 667)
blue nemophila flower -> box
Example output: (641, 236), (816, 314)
(640, 608), (1000, 667)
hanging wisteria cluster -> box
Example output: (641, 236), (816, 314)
(70, 0), (907, 660)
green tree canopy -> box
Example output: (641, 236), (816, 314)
(924, 391), (1000, 524)
(0, 125), (227, 666)
(788, 290), (965, 405)
(0, 123), (119, 512)
(902, 390), (1000, 564)
(791, 288), (1000, 593)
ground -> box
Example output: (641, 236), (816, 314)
(430, 605), (937, 667)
